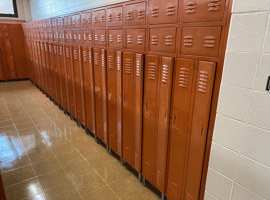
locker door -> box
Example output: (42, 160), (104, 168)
(53, 43), (61, 104)
(94, 30), (106, 47)
(142, 55), (160, 184)
(44, 42), (51, 95)
(108, 30), (123, 49)
(93, 9), (106, 28)
(81, 11), (92, 29)
(58, 44), (67, 108)
(134, 53), (144, 172)
(185, 61), (216, 200)
(166, 59), (195, 200)
(149, 0), (178, 24)
(73, 45), (86, 124)
(107, 6), (123, 27)
(107, 50), (123, 156)
(124, 2), (146, 26)
(93, 48), (108, 144)
(122, 52), (134, 166)
(181, 0), (226, 23)
(126, 29), (146, 51)
(48, 43), (55, 98)
(36, 41), (42, 88)
(82, 46), (96, 133)
(82, 30), (92, 45)
(64, 44), (76, 116)
(40, 42), (46, 91)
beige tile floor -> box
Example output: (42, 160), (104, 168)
(0, 81), (160, 200)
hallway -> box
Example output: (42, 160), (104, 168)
(0, 81), (159, 200)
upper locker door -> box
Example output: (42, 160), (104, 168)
(107, 50), (122, 156)
(124, 2), (146, 26)
(73, 45), (86, 124)
(64, 44), (76, 116)
(148, 0), (178, 24)
(107, 6), (123, 27)
(82, 46), (96, 134)
(185, 61), (216, 200)
(165, 59), (195, 200)
(181, 0), (226, 22)
(122, 52), (135, 166)
(93, 48), (108, 144)
(142, 56), (174, 192)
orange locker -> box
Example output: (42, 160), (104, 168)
(142, 55), (174, 193)
(36, 41), (42, 87)
(148, 0), (178, 24)
(93, 9), (106, 28)
(107, 6), (123, 27)
(73, 45), (86, 124)
(107, 50), (122, 156)
(82, 30), (92, 45)
(185, 61), (216, 200)
(94, 30), (106, 47)
(149, 28), (177, 53)
(48, 43), (55, 98)
(64, 44), (76, 116)
(180, 26), (222, 57)
(126, 29), (145, 51)
(93, 48), (108, 144)
(82, 46), (96, 133)
(122, 52), (144, 173)
(53, 43), (62, 104)
(108, 30), (123, 49)
(44, 42), (51, 96)
(165, 59), (195, 200)
(72, 14), (81, 29)
(181, 0), (226, 23)
(58, 44), (67, 108)
(124, 2), (146, 26)
(81, 11), (92, 29)
(39, 41), (46, 91)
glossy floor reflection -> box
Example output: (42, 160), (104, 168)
(0, 81), (159, 200)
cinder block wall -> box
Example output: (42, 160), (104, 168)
(28, 0), (270, 199)
(205, 0), (270, 199)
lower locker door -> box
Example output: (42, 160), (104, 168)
(107, 50), (118, 154)
(73, 45), (85, 124)
(41, 42), (47, 93)
(64, 44), (76, 116)
(82, 46), (96, 133)
(143, 55), (160, 184)
(185, 61), (216, 200)
(58, 44), (67, 109)
(48, 43), (55, 98)
(44, 43), (50, 96)
(93, 48), (108, 144)
(165, 59), (195, 200)
(122, 52), (135, 166)
(53, 43), (61, 104)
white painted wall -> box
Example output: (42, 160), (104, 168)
(28, 0), (270, 199)
(205, 0), (270, 200)
(0, 0), (32, 21)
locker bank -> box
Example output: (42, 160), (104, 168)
(0, 0), (270, 200)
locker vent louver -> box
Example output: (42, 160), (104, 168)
(101, 35), (105, 42)
(179, 68), (189, 88)
(161, 64), (169, 83)
(148, 62), (156, 80)
(54, 46), (57, 54)
(66, 34), (69, 40)
(143, 162), (153, 179)
(186, 1), (196, 14)
(136, 60), (141, 77)
(83, 50), (87, 62)
(151, 35), (158, 45)
(59, 47), (62, 56)
(187, 194), (193, 200)
(123, 147), (131, 163)
(73, 33), (77, 40)
(88, 34), (92, 41)
(108, 55), (114, 69)
(101, 53), (105, 67)
(208, 0), (220, 11)
(167, 4), (176, 16)
(117, 56), (121, 71)
(93, 16), (97, 23)
(108, 14), (113, 22)
(127, 35), (132, 44)
(78, 34), (81, 41)
(94, 53), (99, 65)
(183, 35), (193, 47)
(82, 18), (85, 24)
(83, 34), (86, 41)
(73, 49), (78, 60)
(137, 9), (145, 19)
(109, 35), (113, 43)
(65, 48), (69, 58)
(101, 15), (105, 22)
(198, 70), (208, 93)
(117, 13), (122, 21)
(204, 36), (216, 48)
(78, 48), (81, 60)
(69, 33), (72, 40)
(168, 182), (179, 200)
(117, 35), (122, 43)
(124, 59), (132, 74)
(151, 7), (159, 17)
(87, 17), (91, 24)
(88, 50), (92, 64)
(137, 35), (143, 45)
(95, 34), (98, 41)
(165, 35), (174, 46)
(127, 11), (133, 20)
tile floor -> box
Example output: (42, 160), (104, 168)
(0, 81), (159, 200)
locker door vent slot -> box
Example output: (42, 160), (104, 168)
(179, 68), (189, 88)
(167, 182), (179, 200)
(137, 9), (145, 19)
(143, 161), (153, 179)
(208, 0), (221, 11)
(185, 1), (196, 14)
(108, 55), (114, 69)
(167, 5), (176, 16)
(94, 53), (99, 65)
(161, 64), (169, 83)
(156, 170), (163, 188)
(183, 35), (193, 47)
(83, 50), (87, 62)
(204, 36), (216, 48)
(148, 62), (157, 80)
(136, 60), (141, 77)
(198, 71), (208, 93)
(124, 59), (132, 74)
(151, 7), (159, 17)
